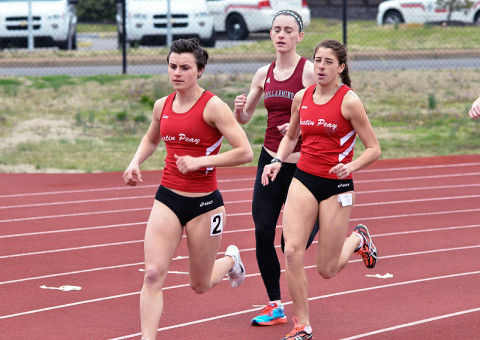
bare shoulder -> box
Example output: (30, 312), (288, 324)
(153, 96), (168, 118)
(207, 94), (228, 108)
(251, 64), (270, 88)
(153, 96), (168, 109)
(293, 88), (307, 104)
(302, 60), (315, 87)
(303, 59), (314, 73)
(342, 90), (366, 119)
(205, 95), (231, 116)
(344, 89), (362, 105)
(295, 87), (307, 98)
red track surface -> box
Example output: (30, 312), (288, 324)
(1, 154), (480, 339)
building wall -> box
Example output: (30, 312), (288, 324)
(307, 0), (383, 20)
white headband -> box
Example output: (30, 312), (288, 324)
(273, 10), (303, 32)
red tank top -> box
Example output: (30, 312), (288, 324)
(159, 90), (223, 192)
(263, 57), (306, 153)
(297, 84), (357, 179)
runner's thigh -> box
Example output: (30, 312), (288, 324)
(185, 206), (226, 283)
(144, 200), (184, 270)
(282, 178), (318, 250)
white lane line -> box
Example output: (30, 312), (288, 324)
(2, 223), (479, 260)
(0, 221), (146, 239)
(0, 240), (143, 259)
(0, 242), (480, 292)
(2, 184), (480, 210)
(1, 162), (479, 199)
(109, 270), (480, 339)
(0, 262), (144, 285)
(340, 307), (480, 339)
(1, 262), (478, 324)
(0, 178), (255, 199)
(0, 193), (253, 210)
(2, 203), (479, 225)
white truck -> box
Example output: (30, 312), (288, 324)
(206, 0), (311, 40)
(0, 0), (78, 50)
(116, 0), (216, 47)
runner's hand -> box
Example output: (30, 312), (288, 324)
(261, 163), (281, 186)
(123, 166), (143, 186)
(175, 154), (201, 174)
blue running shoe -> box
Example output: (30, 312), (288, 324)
(251, 302), (287, 326)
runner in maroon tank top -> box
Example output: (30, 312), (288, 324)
(233, 10), (318, 327)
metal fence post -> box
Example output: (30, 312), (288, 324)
(342, 0), (347, 46)
(122, 0), (127, 74)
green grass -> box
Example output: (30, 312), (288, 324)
(1, 19), (480, 62)
(1, 19), (480, 172)
(0, 69), (479, 173)
(77, 23), (118, 33)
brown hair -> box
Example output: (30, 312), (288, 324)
(167, 38), (209, 72)
(314, 39), (351, 87)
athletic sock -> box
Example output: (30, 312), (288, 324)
(354, 232), (364, 252)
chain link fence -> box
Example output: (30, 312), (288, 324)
(0, 0), (479, 76)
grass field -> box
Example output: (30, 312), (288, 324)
(0, 67), (478, 173)
(0, 18), (479, 173)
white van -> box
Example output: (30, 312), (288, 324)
(207, 0), (311, 40)
(0, 0), (78, 50)
(116, 0), (216, 48)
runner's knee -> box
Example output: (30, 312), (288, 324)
(143, 266), (167, 287)
(190, 281), (211, 294)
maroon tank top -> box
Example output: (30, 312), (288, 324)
(263, 57), (307, 153)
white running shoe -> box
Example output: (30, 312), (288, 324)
(225, 245), (245, 288)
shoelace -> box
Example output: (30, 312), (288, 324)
(285, 316), (305, 336)
(259, 303), (275, 316)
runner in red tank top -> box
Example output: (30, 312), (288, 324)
(233, 10), (319, 327)
(123, 38), (253, 340)
(263, 40), (381, 340)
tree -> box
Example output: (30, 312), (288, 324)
(436, 0), (473, 22)
(76, 0), (117, 23)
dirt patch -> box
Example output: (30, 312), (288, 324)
(1, 118), (79, 150)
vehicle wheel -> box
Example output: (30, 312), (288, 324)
(226, 13), (248, 40)
(58, 30), (76, 50)
(200, 29), (216, 47)
(117, 30), (125, 49)
(474, 12), (480, 24)
(382, 10), (404, 25)
(71, 31), (77, 50)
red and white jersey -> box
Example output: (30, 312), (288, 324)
(297, 84), (356, 179)
(160, 90), (223, 192)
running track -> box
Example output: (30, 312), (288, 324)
(1, 154), (480, 339)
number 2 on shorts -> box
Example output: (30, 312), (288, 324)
(210, 212), (223, 236)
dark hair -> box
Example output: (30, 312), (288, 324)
(314, 39), (351, 87)
(272, 10), (304, 32)
(167, 38), (209, 72)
